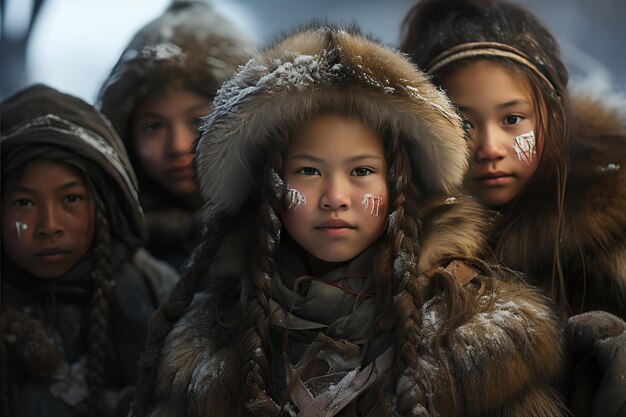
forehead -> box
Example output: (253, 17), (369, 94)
(287, 113), (383, 157)
(7, 159), (85, 189)
(441, 59), (532, 104)
(136, 88), (211, 114)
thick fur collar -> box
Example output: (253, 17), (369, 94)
(197, 26), (467, 215)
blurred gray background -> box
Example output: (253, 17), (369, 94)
(1, 0), (624, 103)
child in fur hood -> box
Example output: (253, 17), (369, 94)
(98, 0), (253, 270)
(131, 25), (566, 417)
(0, 84), (179, 417)
(400, 1), (626, 414)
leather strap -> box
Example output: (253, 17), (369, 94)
(424, 259), (480, 286)
(290, 347), (394, 417)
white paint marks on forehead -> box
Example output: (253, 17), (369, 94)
(513, 131), (536, 163)
(362, 193), (383, 217)
(15, 222), (28, 239)
(286, 185), (306, 210)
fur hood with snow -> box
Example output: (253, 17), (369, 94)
(133, 26), (565, 417)
(98, 0), (253, 142)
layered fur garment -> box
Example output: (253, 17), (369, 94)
(494, 92), (626, 319)
(133, 26), (565, 416)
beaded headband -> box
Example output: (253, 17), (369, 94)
(426, 41), (558, 95)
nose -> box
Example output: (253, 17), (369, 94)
(473, 125), (508, 162)
(320, 176), (351, 210)
(167, 123), (196, 155)
(36, 203), (64, 238)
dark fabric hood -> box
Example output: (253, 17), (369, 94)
(1, 84), (145, 246)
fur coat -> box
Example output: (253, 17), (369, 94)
(132, 26), (565, 417)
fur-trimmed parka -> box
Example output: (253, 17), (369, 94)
(132, 26), (566, 417)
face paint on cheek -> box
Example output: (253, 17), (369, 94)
(14, 222), (28, 239)
(513, 131), (537, 163)
(362, 193), (384, 217)
(286, 185), (306, 210)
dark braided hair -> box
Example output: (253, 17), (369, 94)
(238, 165), (285, 416)
(88, 208), (113, 416)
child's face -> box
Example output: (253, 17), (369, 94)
(281, 114), (388, 270)
(2, 159), (96, 279)
(441, 60), (541, 209)
(132, 88), (212, 197)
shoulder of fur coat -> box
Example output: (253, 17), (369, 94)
(563, 92), (626, 317)
(138, 196), (565, 416)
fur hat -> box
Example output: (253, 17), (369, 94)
(197, 25), (468, 216)
(98, 0), (254, 141)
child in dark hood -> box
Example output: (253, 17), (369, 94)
(131, 25), (566, 416)
(97, 0), (254, 270)
(400, 0), (626, 415)
(0, 84), (179, 417)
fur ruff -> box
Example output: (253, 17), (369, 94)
(196, 26), (467, 215)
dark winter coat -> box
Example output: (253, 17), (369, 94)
(97, 0), (253, 269)
(0, 84), (179, 417)
(133, 27), (566, 417)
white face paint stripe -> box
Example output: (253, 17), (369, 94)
(286, 185), (306, 210)
(513, 130), (536, 163)
(362, 193), (384, 217)
(15, 222), (28, 239)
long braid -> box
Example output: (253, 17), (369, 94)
(89, 210), (113, 416)
(380, 141), (434, 416)
(132, 213), (227, 416)
(241, 166), (284, 416)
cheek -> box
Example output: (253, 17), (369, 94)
(1, 213), (32, 260)
(361, 193), (385, 217)
(135, 137), (165, 168)
(66, 204), (96, 250)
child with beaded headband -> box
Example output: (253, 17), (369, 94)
(400, 0), (626, 415)
(132, 25), (565, 416)
(0, 84), (178, 417)
(401, 0), (626, 321)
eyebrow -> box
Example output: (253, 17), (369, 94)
(457, 98), (530, 113)
(287, 153), (383, 163)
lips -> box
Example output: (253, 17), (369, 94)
(34, 248), (71, 260)
(167, 164), (194, 179)
(315, 219), (354, 229)
(315, 219), (355, 236)
(474, 171), (513, 186)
